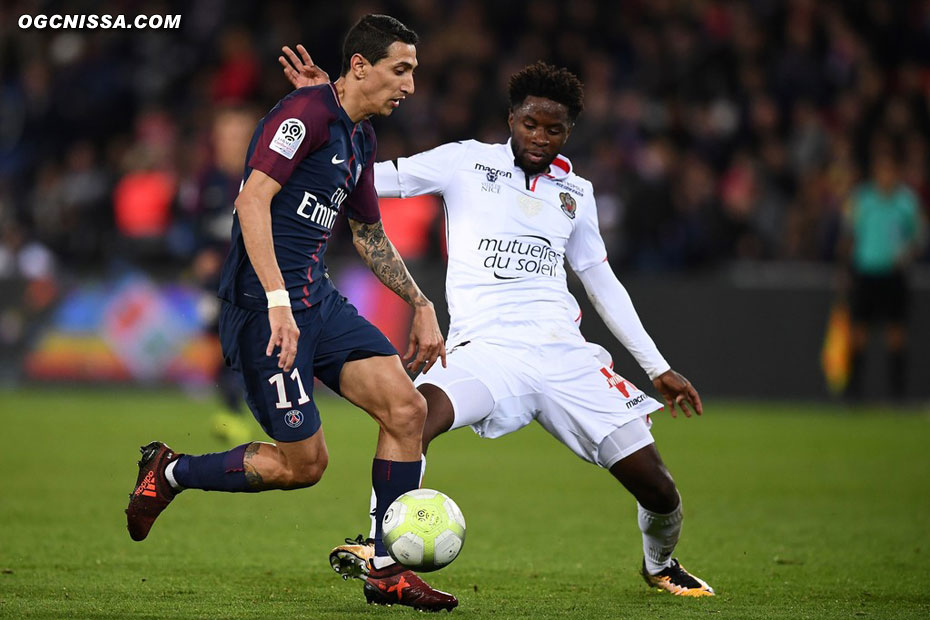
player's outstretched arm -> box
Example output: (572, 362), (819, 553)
(235, 170), (300, 372)
(576, 260), (702, 418)
(279, 44), (330, 89)
(576, 261), (669, 378)
(348, 218), (446, 374)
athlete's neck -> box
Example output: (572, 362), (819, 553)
(509, 141), (550, 179)
(333, 77), (368, 124)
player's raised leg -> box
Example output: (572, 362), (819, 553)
(604, 433), (714, 597)
(339, 354), (458, 611)
(126, 429), (329, 542)
(126, 298), (333, 542)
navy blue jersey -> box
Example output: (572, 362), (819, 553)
(218, 84), (381, 311)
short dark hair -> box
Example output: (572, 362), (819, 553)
(341, 14), (418, 76)
(508, 62), (585, 122)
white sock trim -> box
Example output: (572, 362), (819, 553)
(164, 459), (183, 491)
(372, 555), (396, 570)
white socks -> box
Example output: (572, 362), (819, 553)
(638, 495), (683, 575)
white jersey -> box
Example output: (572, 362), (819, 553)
(374, 139), (606, 347)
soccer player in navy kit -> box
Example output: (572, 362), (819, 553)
(125, 15), (458, 611)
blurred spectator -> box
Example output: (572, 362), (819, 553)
(0, 0), (929, 279)
(185, 104), (259, 445)
(841, 148), (926, 400)
(112, 108), (179, 259)
(210, 28), (261, 103)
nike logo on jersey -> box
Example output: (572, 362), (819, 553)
(331, 154), (345, 165)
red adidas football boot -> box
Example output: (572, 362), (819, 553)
(364, 563), (458, 612)
(125, 441), (181, 541)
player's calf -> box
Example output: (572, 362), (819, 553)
(240, 440), (328, 490)
(276, 455), (328, 489)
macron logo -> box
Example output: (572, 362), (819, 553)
(331, 154), (345, 165)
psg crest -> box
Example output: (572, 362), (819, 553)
(559, 192), (577, 219)
(284, 410), (304, 428)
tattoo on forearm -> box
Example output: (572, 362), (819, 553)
(352, 221), (428, 307)
(243, 442), (266, 489)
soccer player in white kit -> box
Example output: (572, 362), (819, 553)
(281, 51), (714, 599)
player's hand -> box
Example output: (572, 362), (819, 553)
(279, 44), (329, 89)
(266, 306), (300, 372)
(652, 369), (703, 419)
(405, 302), (446, 375)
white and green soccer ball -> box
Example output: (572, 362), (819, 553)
(382, 488), (466, 572)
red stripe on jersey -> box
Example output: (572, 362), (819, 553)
(343, 124), (359, 185)
(299, 234), (329, 307)
(344, 155), (356, 184)
(551, 155), (571, 175)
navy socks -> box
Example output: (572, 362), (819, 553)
(371, 458), (421, 557)
(172, 443), (256, 492)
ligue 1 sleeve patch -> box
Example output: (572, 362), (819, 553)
(269, 118), (306, 160)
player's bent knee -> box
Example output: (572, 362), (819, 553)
(381, 390), (427, 436)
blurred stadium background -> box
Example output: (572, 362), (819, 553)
(2, 2), (930, 619)
(1, 0), (929, 399)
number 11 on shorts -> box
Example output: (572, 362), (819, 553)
(268, 368), (311, 409)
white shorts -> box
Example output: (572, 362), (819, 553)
(414, 339), (662, 467)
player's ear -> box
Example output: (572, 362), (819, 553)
(350, 53), (369, 79)
(507, 110), (514, 132)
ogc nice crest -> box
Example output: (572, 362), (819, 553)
(559, 192), (577, 219)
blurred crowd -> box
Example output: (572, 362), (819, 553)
(1, 0), (929, 284)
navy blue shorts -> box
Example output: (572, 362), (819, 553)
(218, 291), (397, 442)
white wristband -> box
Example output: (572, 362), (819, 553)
(266, 289), (290, 308)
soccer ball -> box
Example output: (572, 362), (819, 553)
(382, 488), (466, 572)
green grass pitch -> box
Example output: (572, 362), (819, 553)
(1, 388), (928, 619)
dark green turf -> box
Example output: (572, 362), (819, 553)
(1, 389), (928, 619)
